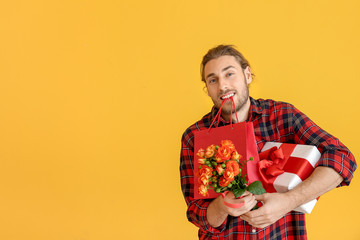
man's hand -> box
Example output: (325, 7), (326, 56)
(241, 167), (344, 229)
(240, 192), (295, 228)
(207, 191), (257, 227)
(222, 191), (257, 217)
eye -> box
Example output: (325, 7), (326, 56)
(227, 72), (234, 77)
(208, 78), (217, 84)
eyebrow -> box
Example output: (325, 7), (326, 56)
(205, 65), (236, 80)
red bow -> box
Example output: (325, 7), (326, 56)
(258, 145), (296, 192)
(258, 146), (287, 177)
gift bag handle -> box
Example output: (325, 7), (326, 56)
(207, 97), (239, 133)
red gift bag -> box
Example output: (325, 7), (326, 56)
(193, 99), (261, 199)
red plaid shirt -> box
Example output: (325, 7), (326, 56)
(180, 97), (356, 240)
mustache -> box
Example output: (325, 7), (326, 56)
(219, 90), (236, 96)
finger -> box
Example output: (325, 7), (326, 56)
(242, 198), (258, 214)
(254, 193), (267, 201)
(224, 191), (250, 201)
(243, 210), (278, 228)
(242, 206), (265, 218)
(234, 198), (257, 216)
(242, 191), (252, 196)
(226, 192), (253, 205)
(240, 210), (261, 221)
(241, 214), (268, 226)
(227, 191), (236, 198)
(240, 214), (252, 222)
(250, 220), (273, 229)
(240, 193), (254, 203)
(232, 195), (255, 209)
(241, 195), (257, 211)
(235, 191), (252, 200)
(247, 222), (270, 229)
(258, 222), (273, 228)
(230, 196), (257, 216)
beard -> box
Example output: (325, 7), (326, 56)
(218, 86), (249, 116)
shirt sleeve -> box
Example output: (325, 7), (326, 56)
(289, 104), (357, 186)
(180, 129), (227, 234)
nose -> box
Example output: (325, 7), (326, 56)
(218, 77), (228, 92)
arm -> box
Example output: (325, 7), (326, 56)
(180, 129), (227, 233)
(241, 166), (342, 228)
(291, 104), (356, 186)
(241, 103), (356, 228)
(284, 166), (343, 208)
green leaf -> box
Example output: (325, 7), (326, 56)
(246, 181), (266, 195)
(233, 188), (245, 198)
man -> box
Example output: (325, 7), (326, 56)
(180, 45), (356, 239)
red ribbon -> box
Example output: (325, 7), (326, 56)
(207, 96), (239, 134)
(258, 144), (314, 193)
(220, 191), (245, 208)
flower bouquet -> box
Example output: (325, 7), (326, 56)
(197, 140), (266, 199)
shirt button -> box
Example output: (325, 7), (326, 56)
(252, 228), (256, 233)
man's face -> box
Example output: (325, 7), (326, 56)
(204, 55), (252, 116)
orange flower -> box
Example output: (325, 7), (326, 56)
(223, 168), (235, 181)
(219, 176), (231, 187)
(197, 148), (205, 158)
(198, 165), (213, 177)
(198, 185), (208, 197)
(215, 156), (223, 163)
(198, 158), (205, 165)
(205, 144), (216, 158)
(216, 145), (232, 161)
(215, 164), (224, 175)
(226, 160), (240, 176)
(198, 175), (210, 186)
(221, 140), (235, 151)
(231, 151), (242, 161)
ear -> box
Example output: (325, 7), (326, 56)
(203, 85), (209, 96)
(244, 66), (253, 85)
(203, 82), (210, 96)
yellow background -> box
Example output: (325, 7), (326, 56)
(0, 0), (359, 239)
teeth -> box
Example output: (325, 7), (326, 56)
(221, 93), (235, 100)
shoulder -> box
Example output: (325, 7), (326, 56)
(251, 97), (298, 115)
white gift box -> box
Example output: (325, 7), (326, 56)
(260, 142), (321, 214)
